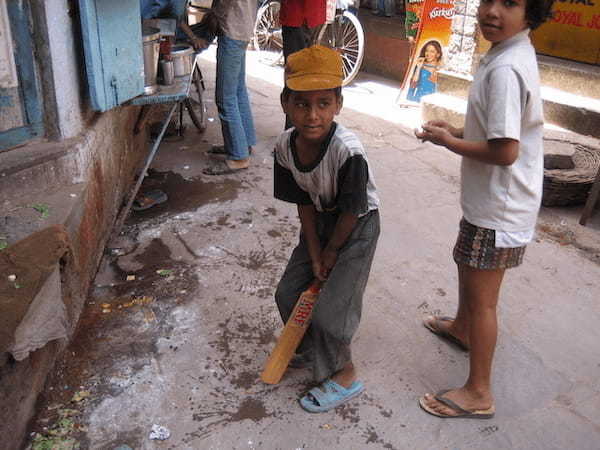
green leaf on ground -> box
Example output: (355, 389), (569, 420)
(156, 269), (173, 276)
(30, 203), (50, 218)
(71, 390), (90, 402)
(31, 433), (79, 450)
(0, 240), (7, 251)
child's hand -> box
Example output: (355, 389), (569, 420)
(319, 247), (338, 280)
(416, 123), (452, 146)
(312, 260), (326, 282)
(415, 121), (460, 145)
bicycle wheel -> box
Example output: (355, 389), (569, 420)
(253, 0), (284, 65)
(317, 10), (364, 86)
(185, 64), (207, 132)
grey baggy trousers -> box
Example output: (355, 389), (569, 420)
(275, 210), (380, 382)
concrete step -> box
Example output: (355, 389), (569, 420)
(422, 88), (600, 140)
(0, 139), (82, 205)
(538, 55), (600, 101)
(0, 182), (87, 246)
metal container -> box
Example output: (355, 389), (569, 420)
(160, 59), (175, 86)
(142, 25), (161, 95)
(171, 44), (195, 77)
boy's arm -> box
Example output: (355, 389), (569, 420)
(417, 123), (518, 166)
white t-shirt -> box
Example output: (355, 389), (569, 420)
(274, 123), (379, 216)
(461, 29), (544, 243)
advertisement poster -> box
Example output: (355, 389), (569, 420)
(531, 0), (600, 64)
(398, 0), (455, 104)
(405, 0), (425, 42)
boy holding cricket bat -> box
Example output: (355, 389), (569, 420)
(273, 45), (380, 413)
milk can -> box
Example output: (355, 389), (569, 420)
(142, 26), (161, 95)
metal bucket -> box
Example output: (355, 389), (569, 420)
(142, 26), (161, 95)
(171, 45), (195, 77)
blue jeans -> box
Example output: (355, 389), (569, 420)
(377, 0), (394, 15)
(215, 35), (256, 160)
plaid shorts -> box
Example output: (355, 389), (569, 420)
(453, 218), (526, 270)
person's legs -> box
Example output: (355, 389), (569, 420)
(421, 265), (504, 415)
(282, 25), (311, 129)
(282, 26), (310, 61)
(236, 52), (257, 148)
(215, 35), (251, 161)
(384, 0), (395, 16)
(423, 264), (471, 348)
(310, 211), (380, 385)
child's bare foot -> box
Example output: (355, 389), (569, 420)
(331, 362), (356, 389)
(419, 387), (495, 418)
(423, 315), (470, 351)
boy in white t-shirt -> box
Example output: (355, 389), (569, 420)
(415, 0), (555, 418)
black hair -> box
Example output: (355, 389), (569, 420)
(418, 40), (443, 62)
(281, 85), (342, 101)
(525, 0), (555, 30)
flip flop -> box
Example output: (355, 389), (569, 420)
(299, 379), (364, 413)
(132, 189), (168, 211)
(206, 145), (253, 156)
(423, 315), (469, 351)
(202, 160), (248, 176)
(419, 390), (495, 419)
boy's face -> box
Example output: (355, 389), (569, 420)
(282, 89), (342, 145)
(477, 0), (528, 46)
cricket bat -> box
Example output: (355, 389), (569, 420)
(261, 281), (322, 385)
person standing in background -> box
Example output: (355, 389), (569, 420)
(140, 0), (206, 50)
(200, 0), (259, 175)
(373, 0), (394, 17)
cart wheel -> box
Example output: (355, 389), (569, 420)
(186, 65), (206, 132)
(316, 10), (364, 86)
(253, 0), (283, 66)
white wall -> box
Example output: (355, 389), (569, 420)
(44, 0), (85, 138)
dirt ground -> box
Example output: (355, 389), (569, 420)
(24, 47), (600, 450)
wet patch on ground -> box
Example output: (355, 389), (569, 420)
(126, 169), (241, 223)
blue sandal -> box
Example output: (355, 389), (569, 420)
(299, 379), (365, 413)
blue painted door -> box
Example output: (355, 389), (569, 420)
(79, 0), (144, 111)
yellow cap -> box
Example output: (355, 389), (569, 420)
(285, 45), (343, 91)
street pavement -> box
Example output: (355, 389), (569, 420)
(27, 47), (600, 450)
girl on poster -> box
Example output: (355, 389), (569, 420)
(407, 40), (443, 103)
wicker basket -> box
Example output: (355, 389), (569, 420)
(543, 144), (600, 207)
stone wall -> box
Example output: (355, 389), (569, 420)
(445, 0), (484, 76)
(0, 1), (147, 447)
(0, 106), (146, 450)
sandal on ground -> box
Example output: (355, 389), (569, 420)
(207, 145), (253, 156)
(132, 189), (168, 211)
(289, 352), (313, 369)
(202, 160), (248, 176)
(299, 379), (364, 413)
(423, 315), (469, 351)
(419, 389), (495, 419)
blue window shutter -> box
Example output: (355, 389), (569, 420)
(79, 0), (144, 111)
